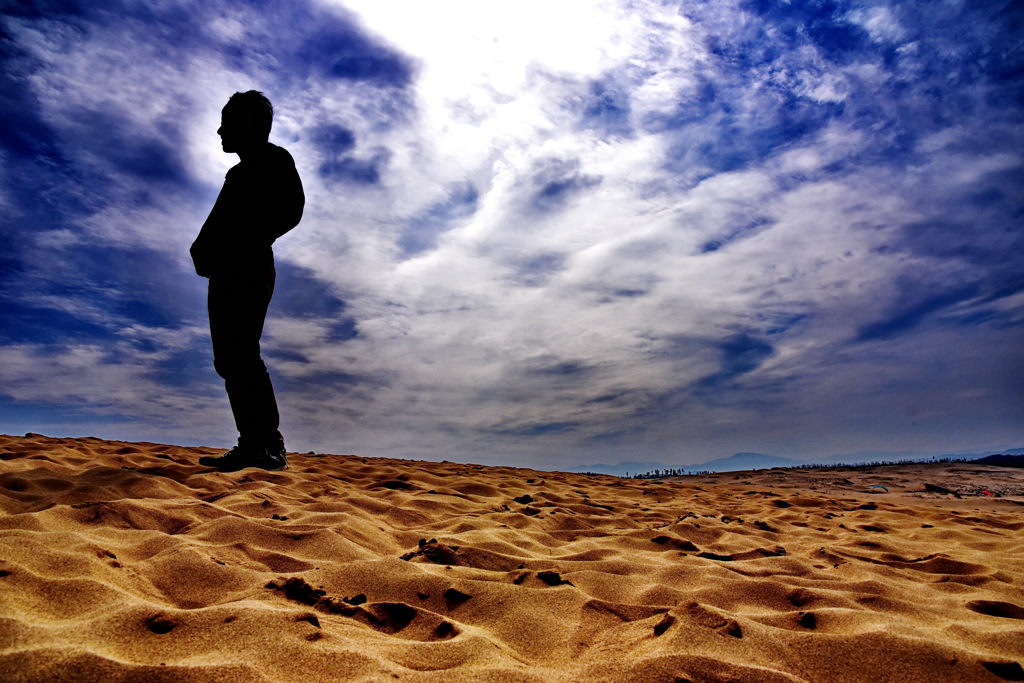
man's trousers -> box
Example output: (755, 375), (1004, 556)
(208, 263), (283, 448)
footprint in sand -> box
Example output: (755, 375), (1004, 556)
(443, 588), (472, 610)
(368, 603), (417, 633)
(537, 570), (572, 586)
(295, 613), (320, 628)
(145, 614), (177, 634)
(967, 600), (1024, 619)
(433, 621), (457, 639)
(653, 614), (674, 636)
(378, 480), (412, 490)
(798, 611), (816, 629)
(676, 602), (743, 639)
(697, 547), (786, 562)
(981, 661), (1024, 681)
(650, 535), (699, 551)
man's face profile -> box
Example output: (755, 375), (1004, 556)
(217, 105), (257, 154)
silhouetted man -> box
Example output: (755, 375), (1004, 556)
(191, 90), (304, 471)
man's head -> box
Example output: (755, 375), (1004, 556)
(218, 90), (273, 153)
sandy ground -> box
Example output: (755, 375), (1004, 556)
(0, 433), (1022, 682)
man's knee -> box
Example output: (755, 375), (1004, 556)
(213, 353), (267, 380)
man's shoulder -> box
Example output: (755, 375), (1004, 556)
(265, 142), (296, 167)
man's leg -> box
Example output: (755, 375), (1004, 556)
(201, 264), (285, 469)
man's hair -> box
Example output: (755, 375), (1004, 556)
(226, 90), (273, 138)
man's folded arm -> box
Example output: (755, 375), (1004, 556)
(253, 152), (304, 243)
(274, 159), (304, 240)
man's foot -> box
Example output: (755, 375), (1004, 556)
(199, 443), (288, 472)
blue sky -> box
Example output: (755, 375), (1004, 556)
(1, 0), (1022, 467)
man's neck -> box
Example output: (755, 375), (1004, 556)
(235, 140), (269, 163)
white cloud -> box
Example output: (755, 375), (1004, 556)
(848, 6), (906, 44)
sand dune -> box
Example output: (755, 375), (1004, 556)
(1, 433), (1022, 682)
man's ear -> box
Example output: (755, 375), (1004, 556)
(241, 113), (266, 138)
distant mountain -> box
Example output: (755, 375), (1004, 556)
(689, 452), (804, 472)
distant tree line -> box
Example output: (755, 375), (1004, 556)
(613, 455), (985, 480)
(790, 456), (975, 470)
(628, 468), (712, 479)
(576, 454), (1017, 480)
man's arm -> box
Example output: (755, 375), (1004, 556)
(274, 149), (304, 240)
(255, 147), (304, 243)
(191, 174), (234, 277)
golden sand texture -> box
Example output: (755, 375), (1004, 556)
(1, 433), (1022, 682)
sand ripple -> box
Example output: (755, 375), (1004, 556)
(1, 434), (1023, 682)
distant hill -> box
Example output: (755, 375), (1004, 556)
(562, 447), (1024, 478)
(689, 452), (804, 472)
(808, 447), (1024, 466)
(974, 454), (1024, 468)
(565, 452), (802, 477)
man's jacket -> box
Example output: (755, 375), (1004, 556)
(191, 142), (304, 277)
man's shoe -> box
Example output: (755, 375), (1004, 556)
(199, 444), (288, 472)
(264, 443), (289, 470)
(199, 446), (252, 472)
